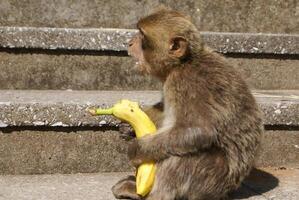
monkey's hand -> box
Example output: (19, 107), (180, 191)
(128, 138), (144, 167)
(119, 123), (135, 141)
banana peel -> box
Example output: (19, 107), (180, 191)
(89, 99), (156, 197)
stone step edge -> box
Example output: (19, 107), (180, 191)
(0, 90), (298, 127)
(0, 27), (298, 55)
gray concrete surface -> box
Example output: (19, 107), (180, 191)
(0, 90), (160, 127)
(230, 57), (299, 90)
(0, 27), (134, 52)
(0, 130), (132, 175)
(256, 131), (299, 168)
(0, 90), (299, 127)
(0, 0), (298, 33)
(0, 51), (298, 90)
(0, 169), (298, 200)
(0, 51), (162, 90)
(0, 129), (297, 174)
(1, 27), (298, 54)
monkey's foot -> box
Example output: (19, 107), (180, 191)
(111, 175), (141, 200)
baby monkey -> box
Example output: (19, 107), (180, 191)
(112, 9), (263, 200)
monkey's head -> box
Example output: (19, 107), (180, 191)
(128, 9), (203, 80)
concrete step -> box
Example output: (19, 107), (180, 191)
(1, 50), (298, 90)
(0, 90), (298, 174)
(0, 90), (298, 127)
(0, 1), (297, 34)
(2, 27), (298, 54)
(0, 168), (298, 200)
(0, 27), (298, 90)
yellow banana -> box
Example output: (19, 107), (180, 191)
(89, 99), (156, 197)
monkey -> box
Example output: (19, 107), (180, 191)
(112, 9), (263, 200)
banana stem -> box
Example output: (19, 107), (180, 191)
(95, 108), (114, 115)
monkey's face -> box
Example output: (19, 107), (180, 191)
(128, 10), (202, 80)
(128, 28), (189, 79)
(128, 32), (152, 74)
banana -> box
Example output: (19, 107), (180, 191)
(89, 99), (156, 197)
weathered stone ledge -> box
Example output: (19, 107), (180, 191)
(0, 27), (298, 54)
(0, 90), (298, 127)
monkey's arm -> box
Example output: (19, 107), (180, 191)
(129, 77), (218, 165)
(128, 125), (217, 165)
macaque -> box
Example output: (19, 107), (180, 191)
(112, 9), (263, 200)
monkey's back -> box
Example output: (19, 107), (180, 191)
(168, 49), (263, 188)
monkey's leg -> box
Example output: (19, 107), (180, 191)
(111, 175), (141, 200)
(185, 153), (233, 200)
(144, 159), (179, 200)
(146, 154), (232, 200)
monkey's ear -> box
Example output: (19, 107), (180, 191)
(169, 36), (188, 58)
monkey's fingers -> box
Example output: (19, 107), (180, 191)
(119, 123), (135, 141)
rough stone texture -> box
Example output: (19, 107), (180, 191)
(228, 57), (299, 90)
(0, 169), (299, 200)
(254, 90), (299, 126)
(0, 51), (161, 90)
(0, 128), (297, 174)
(257, 131), (299, 168)
(204, 32), (299, 55)
(0, 51), (298, 90)
(0, 90), (298, 127)
(0, 0), (298, 33)
(0, 27), (135, 52)
(0, 90), (160, 127)
(0, 130), (132, 175)
(1, 27), (299, 54)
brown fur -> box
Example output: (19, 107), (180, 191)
(113, 9), (263, 200)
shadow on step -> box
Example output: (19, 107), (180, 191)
(230, 168), (279, 199)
